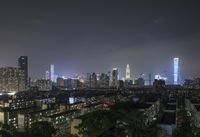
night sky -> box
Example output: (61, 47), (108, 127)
(0, 0), (200, 82)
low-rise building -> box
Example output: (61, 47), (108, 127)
(45, 110), (81, 137)
(18, 108), (59, 130)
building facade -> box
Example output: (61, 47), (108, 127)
(0, 67), (25, 92)
(50, 64), (55, 82)
(174, 58), (179, 85)
(18, 56), (28, 88)
(91, 73), (97, 89)
(99, 73), (109, 88)
(111, 68), (118, 88)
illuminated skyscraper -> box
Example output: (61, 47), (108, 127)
(50, 64), (55, 82)
(174, 58), (179, 85)
(125, 64), (131, 80)
(18, 56), (28, 87)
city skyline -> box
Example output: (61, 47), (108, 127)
(0, 56), (180, 81)
(0, 1), (200, 80)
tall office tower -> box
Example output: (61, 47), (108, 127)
(91, 73), (97, 88)
(107, 71), (111, 86)
(99, 73), (109, 88)
(18, 56), (28, 87)
(45, 70), (50, 80)
(125, 64), (131, 80)
(50, 64), (55, 82)
(112, 68), (118, 81)
(149, 73), (152, 85)
(112, 68), (119, 88)
(56, 77), (64, 87)
(0, 67), (25, 92)
(86, 73), (91, 88)
(107, 71), (111, 80)
(174, 58), (179, 85)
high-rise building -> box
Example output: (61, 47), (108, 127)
(71, 78), (80, 89)
(91, 73), (97, 88)
(18, 56), (28, 87)
(33, 79), (52, 91)
(149, 73), (152, 85)
(174, 58), (179, 85)
(0, 67), (25, 92)
(153, 79), (166, 92)
(45, 70), (50, 80)
(125, 64), (131, 80)
(86, 73), (91, 88)
(112, 68), (118, 81)
(111, 68), (119, 88)
(99, 73), (109, 88)
(50, 64), (55, 82)
(64, 78), (80, 89)
(56, 77), (64, 87)
(107, 71), (111, 86)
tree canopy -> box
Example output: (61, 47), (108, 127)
(29, 121), (56, 137)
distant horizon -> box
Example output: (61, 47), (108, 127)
(0, 56), (198, 85)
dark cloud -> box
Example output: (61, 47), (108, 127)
(153, 17), (165, 24)
(32, 19), (43, 25)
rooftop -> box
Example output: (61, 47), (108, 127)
(47, 109), (80, 118)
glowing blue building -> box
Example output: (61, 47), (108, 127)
(174, 58), (179, 85)
(50, 64), (55, 82)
